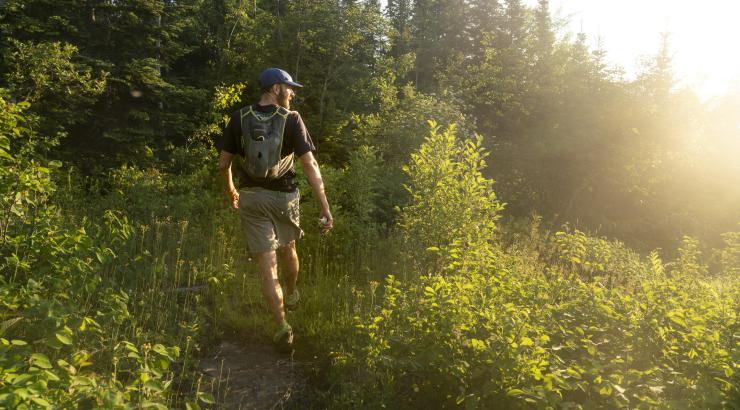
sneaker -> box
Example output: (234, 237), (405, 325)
(273, 321), (293, 346)
(284, 289), (300, 311)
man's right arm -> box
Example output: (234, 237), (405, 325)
(217, 111), (243, 210)
(218, 150), (240, 210)
(298, 151), (332, 232)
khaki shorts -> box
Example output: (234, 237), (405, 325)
(238, 187), (303, 254)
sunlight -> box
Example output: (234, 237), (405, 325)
(531, 0), (740, 100)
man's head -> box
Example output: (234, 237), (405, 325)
(259, 68), (302, 110)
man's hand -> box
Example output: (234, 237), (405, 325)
(319, 210), (333, 234)
(228, 188), (240, 210)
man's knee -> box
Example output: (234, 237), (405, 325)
(256, 250), (278, 270)
(277, 241), (296, 257)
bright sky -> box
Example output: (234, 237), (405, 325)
(527, 0), (740, 101)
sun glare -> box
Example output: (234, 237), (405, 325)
(533, 0), (740, 101)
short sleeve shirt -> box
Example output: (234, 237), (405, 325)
(216, 104), (315, 192)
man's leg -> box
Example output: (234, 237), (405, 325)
(278, 240), (299, 296)
(256, 250), (285, 325)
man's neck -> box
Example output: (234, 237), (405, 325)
(258, 94), (279, 107)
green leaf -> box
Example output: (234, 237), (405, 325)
(30, 397), (51, 407)
(11, 373), (33, 385)
(152, 344), (171, 359)
(185, 402), (202, 410)
(506, 389), (525, 397)
(144, 380), (164, 392)
(55, 332), (72, 345)
(0, 149), (13, 161)
(30, 353), (52, 369)
(1, 318), (22, 337)
(470, 339), (486, 351)
(44, 337), (63, 350)
(198, 392), (216, 404)
(44, 370), (60, 382)
(141, 402), (167, 410)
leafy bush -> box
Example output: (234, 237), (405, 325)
(324, 122), (739, 409)
(346, 259), (737, 409)
(400, 121), (504, 275)
(716, 226), (740, 277)
(552, 227), (651, 287)
(0, 95), (212, 408)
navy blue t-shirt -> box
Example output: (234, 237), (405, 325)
(217, 104), (315, 192)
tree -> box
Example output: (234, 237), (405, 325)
(387, 0), (413, 60)
(409, 0), (468, 92)
(1, 0), (210, 168)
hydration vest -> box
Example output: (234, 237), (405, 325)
(239, 105), (294, 181)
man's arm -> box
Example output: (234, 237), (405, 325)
(298, 151), (332, 232)
(218, 150), (240, 210)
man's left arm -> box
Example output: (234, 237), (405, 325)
(299, 151), (332, 232)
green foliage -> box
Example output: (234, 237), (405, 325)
(1, 0), (210, 167)
(2, 1), (740, 408)
(314, 126), (739, 409)
(0, 96), (213, 407)
(716, 226), (740, 277)
(671, 236), (710, 279)
(330, 228), (739, 409)
(400, 121), (503, 273)
(4, 39), (106, 104)
(346, 262), (738, 409)
(1, 0), (737, 250)
(347, 85), (472, 166)
(298, 145), (398, 270)
(553, 227), (651, 287)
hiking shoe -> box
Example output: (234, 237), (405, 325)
(285, 290), (300, 311)
(273, 321), (293, 347)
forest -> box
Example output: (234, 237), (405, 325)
(0, 0), (738, 408)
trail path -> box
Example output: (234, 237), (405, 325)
(200, 337), (307, 409)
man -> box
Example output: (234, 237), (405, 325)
(216, 68), (333, 347)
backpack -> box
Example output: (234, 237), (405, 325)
(239, 105), (294, 181)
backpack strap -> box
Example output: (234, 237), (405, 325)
(275, 106), (290, 119)
(240, 106), (252, 125)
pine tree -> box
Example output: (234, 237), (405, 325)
(1, 0), (209, 168)
(386, 0), (412, 56)
(466, 0), (502, 63)
(408, 0), (468, 92)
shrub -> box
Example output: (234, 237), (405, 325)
(399, 121), (504, 275)
(326, 121), (739, 409)
(552, 227), (651, 287)
(0, 95), (207, 408)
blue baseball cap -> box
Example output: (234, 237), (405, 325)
(258, 68), (303, 88)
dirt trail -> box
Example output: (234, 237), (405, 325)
(200, 338), (307, 409)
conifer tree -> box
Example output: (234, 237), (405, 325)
(387, 0), (413, 59)
(0, 0), (208, 167)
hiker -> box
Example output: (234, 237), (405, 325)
(216, 68), (333, 346)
